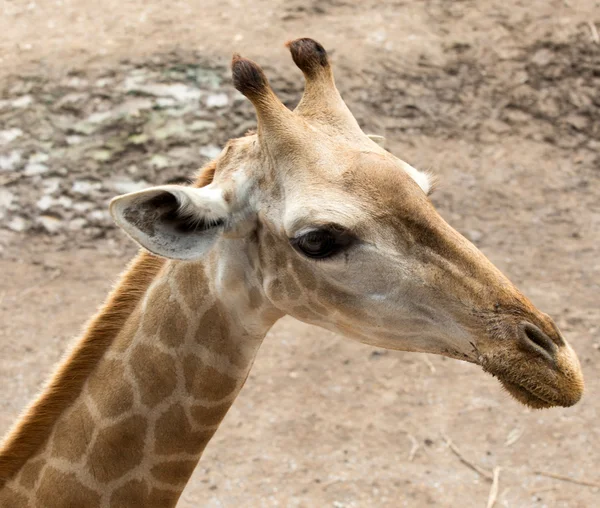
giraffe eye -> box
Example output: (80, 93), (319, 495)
(291, 228), (353, 259)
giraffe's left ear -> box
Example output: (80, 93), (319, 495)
(109, 185), (230, 260)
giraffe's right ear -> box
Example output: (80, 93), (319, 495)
(109, 185), (230, 260)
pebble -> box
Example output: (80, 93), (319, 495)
(0, 188), (15, 219)
(24, 162), (49, 176)
(109, 177), (149, 194)
(7, 216), (29, 232)
(38, 215), (62, 234)
(72, 180), (102, 195)
(206, 93), (229, 108)
(199, 145), (222, 159)
(0, 151), (22, 172)
(0, 128), (23, 145)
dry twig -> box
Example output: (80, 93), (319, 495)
(408, 434), (420, 461)
(422, 355), (436, 374)
(534, 470), (600, 489)
(442, 433), (493, 481)
(486, 467), (501, 508)
(588, 21), (600, 44)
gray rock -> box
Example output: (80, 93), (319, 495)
(126, 82), (202, 103)
(0, 128), (23, 146)
(72, 180), (102, 195)
(7, 216), (29, 232)
(206, 93), (229, 108)
(199, 145), (222, 159)
(68, 218), (88, 231)
(109, 176), (149, 194)
(0, 151), (22, 172)
(0, 188), (15, 219)
(149, 154), (169, 169)
(24, 163), (49, 176)
(38, 215), (63, 234)
(189, 120), (216, 132)
(36, 195), (54, 211)
(11, 95), (33, 108)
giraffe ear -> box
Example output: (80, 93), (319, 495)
(367, 134), (386, 149)
(109, 185), (230, 260)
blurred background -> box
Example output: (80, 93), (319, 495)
(0, 0), (598, 506)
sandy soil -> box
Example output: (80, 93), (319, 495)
(1, 0), (599, 506)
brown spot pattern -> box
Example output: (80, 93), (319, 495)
(190, 401), (231, 427)
(130, 344), (177, 408)
(151, 459), (198, 485)
(87, 359), (134, 418)
(142, 283), (188, 348)
(36, 467), (101, 507)
(86, 415), (147, 483)
(154, 404), (214, 456)
(51, 402), (94, 462)
(183, 355), (238, 402)
(173, 263), (209, 311)
(110, 479), (150, 508)
(19, 458), (44, 490)
(0, 486), (29, 507)
(195, 304), (246, 367)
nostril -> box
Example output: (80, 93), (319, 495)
(520, 322), (558, 362)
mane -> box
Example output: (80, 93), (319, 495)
(0, 161), (216, 486)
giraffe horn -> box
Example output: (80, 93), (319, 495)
(231, 54), (300, 141)
(286, 38), (363, 135)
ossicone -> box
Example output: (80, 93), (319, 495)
(286, 38), (330, 76)
(231, 54), (271, 101)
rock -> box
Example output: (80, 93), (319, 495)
(0, 188), (15, 219)
(466, 229), (484, 243)
(189, 120), (216, 132)
(71, 112), (112, 136)
(56, 196), (73, 209)
(153, 121), (188, 140)
(68, 218), (88, 231)
(42, 178), (61, 195)
(72, 180), (102, 195)
(89, 149), (112, 162)
(531, 48), (553, 66)
(113, 98), (153, 116)
(36, 195), (54, 211)
(0, 128), (23, 146)
(66, 135), (84, 145)
(29, 153), (49, 164)
(128, 134), (148, 145)
(206, 93), (229, 108)
(7, 216), (30, 232)
(24, 162), (49, 176)
(126, 82), (202, 103)
(11, 95), (33, 108)
(109, 176), (149, 194)
(0, 151), (22, 172)
(149, 154), (169, 169)
(38, 215), (63, 234)
(199, 145), (222, 159)
(86, 209), (111, 226)
(72, 201), (94, 213)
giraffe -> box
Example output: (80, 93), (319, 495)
(0, 38), (584, 507)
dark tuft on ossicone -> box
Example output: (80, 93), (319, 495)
(231, 54), (270, 99)
(286, 38), (329, 76)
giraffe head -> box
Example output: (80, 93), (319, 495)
(110, 38), (583, 409)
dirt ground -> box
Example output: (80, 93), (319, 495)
(1, 0), (599, 506)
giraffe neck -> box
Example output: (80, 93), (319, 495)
(1, 247), (281, 507)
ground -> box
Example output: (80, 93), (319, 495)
(1, 0), (599, 506)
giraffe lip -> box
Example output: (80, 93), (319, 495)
(498, 378), (555, 409)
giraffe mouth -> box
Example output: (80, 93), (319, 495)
(497, 379), (555, 409)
